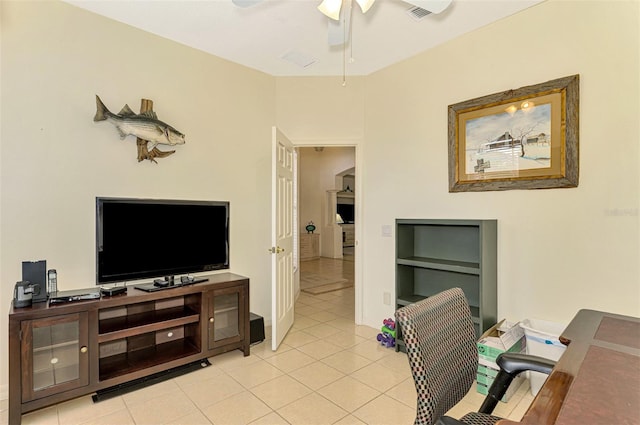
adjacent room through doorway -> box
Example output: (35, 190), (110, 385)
(297, 146), (357, 321)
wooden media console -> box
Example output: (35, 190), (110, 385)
(8, 273), (250, 425)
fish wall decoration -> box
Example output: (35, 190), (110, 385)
(93, 95), (185, 163)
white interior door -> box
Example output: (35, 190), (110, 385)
(271, 127), (295, 350)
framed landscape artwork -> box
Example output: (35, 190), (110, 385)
(448, 75), (579, 192)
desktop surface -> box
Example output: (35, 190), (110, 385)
(497, 309), (640, 425)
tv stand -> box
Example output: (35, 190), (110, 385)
(8, 272), (249, 425)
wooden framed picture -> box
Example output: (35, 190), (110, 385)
(448, 75), (579, 192)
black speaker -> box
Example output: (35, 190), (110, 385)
(22, 260), (47, 303)
(249, 313), (265, 345)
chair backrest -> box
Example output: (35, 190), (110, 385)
(396, 288), (479, 425)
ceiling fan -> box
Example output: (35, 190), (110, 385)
(232, 0), (453, 47)
(320, 0), (453, 46)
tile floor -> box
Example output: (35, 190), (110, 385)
(1, 257), (535, 425)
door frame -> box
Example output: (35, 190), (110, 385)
(292, 139), (363, 325)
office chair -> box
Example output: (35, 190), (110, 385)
(395, 288), (555, 425)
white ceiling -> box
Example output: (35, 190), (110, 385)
(65, 0), (543, 77)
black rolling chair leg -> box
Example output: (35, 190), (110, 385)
(478, 370), (515, 414)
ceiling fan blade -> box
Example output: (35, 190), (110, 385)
(327, 0), (352, 46)
(318, 0), (343, 20)
(355, 0), (375, 14)
(231, 0), (263, 7)
(402, 0), (452, 14)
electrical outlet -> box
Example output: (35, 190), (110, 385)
(383, 292), (391, 305)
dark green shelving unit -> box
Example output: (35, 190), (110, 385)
(395, 219), (497, 351)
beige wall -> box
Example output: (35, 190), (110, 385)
(276, 0), (640, 326)
(275, 76), (365, 142)
(0, 1), (275, 394)
(359, 0), (639, 325)
(2, 0), (639, 396)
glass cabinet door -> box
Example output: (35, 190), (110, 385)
(22, 312), (89, 402)
(208, 287), (244, 350)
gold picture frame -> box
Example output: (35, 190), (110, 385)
(448, 75), (579, 192)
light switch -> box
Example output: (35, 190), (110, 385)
(381, 225), (392, 237)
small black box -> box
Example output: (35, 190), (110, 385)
(249, 313), (265, 345)
(22, 260), (47, 303)
(101, 286), (128, 297)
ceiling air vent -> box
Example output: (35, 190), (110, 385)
(406, 6), (432, 21)
(280, 50), (317, 68)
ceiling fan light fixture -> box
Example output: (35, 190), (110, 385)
(355, 0), (375, 14)
(230, 0), (262, 7)
(318, 0), (343, 20)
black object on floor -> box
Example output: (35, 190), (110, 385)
(250, 312), (265, 345)
(92, 359), (211, 402)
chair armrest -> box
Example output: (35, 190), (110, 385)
(478, 353), (557, 415)
(497, 352), (556, 376)
(435, 416), (467, 425)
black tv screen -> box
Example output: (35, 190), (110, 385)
(337, 203), (355, 223)
(96, 198), (229, 284)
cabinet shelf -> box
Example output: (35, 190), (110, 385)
(33, 340), (79, 353)
(395, 219), (497, 346)
(98, 306), (200, 343)
(33, 344), (80, 374)
(396, 294), (428, 306)
(214, 304), (238, 314)
(397, 256), (480, 275)
(99, 339), (200, 381)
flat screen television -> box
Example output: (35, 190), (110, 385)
(337, 203), (355, 223)
(96, 197), (229, 284)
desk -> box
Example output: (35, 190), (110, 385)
(498, 309), (640, 425)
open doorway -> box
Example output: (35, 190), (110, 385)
(297, 146), (358, 323)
